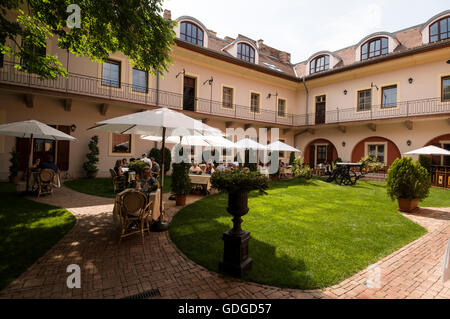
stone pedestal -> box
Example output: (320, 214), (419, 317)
(219, 230), (252, 278)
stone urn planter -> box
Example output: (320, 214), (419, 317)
(211, 168), (269, 278)
(397, 198), (419, 212)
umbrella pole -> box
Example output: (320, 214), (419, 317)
(151, 127), (170, 232)
(25, 134), (33, 193)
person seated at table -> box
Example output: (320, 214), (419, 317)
(189, 162), (203, 175)
(150, 157), (160, 176)
(130, 167), (159, 194)
(114, 160), (125, 177)
(216, 162), (226, 172)
(205, 163), (215, 175)
(121, 158), (128, 167)
(279, 160), (286, 168)
(199, 163), (207, 173)
(39, 155), (59, 172)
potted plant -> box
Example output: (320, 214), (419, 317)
(83, 136), (99, 178)
(289, 152), (296, 166)
(171, 162), (192, 206)
(386, 157), (431, 212)
(211, 168), (269, 277)
(128, 160), (150, 176)
(292, 156), (312, 180)
(9, 150), (19, 184)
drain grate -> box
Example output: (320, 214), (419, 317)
(122, 288), (161, 299)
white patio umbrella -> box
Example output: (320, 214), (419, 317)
(235, 138), (267, 150)
(0, 120), (76, 192)
(141, 134), (240, 149)
(89, 107), (223, 232)
(267, 140), (300, 152)
(404, 145), (450, 155)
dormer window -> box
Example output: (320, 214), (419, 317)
(361, 37), (388, 60)
(429, 16), (450, 43)
(180, 21), (204, 46)
(310, 55), (330, 74)
(237, 43), (255, 63)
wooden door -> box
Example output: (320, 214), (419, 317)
(183, 76), (196, 111)
(315, 95), (326, 124)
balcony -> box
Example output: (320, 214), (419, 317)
(0, 61), (449, 127)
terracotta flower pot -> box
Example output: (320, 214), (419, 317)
(397, 198), (419, 212)
(175, 194), (187, 206)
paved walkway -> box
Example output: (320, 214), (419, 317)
(1, 186), (449, 299)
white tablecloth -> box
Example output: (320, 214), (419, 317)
(189, 174), (211, 191)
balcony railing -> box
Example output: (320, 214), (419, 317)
(0, 61), (449, 126)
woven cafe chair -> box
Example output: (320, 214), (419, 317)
(118, 190), (152, 244)
(37, 169), (55, 197)
(110, 168), (126, 193)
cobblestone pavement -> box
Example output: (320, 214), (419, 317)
(1, 186), (449, 299)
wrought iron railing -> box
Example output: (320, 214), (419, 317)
(0, 61), (449, 126)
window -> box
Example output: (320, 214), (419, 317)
(112, 133), (131, 154)
(316, 145), (327, 165)
(21, 40), (46, 69)
(102, 60), (121, 88)
(237, 43), (255, 63)
(180, 21), (204, 46)
(310, 55), (330, 74)
(357, 89), (372, 111)
(368, 144), (385, 163)
(278, 98), (286, 117)
(381, 85), (397, 108)
(429, 16), (450, 43)
(442, 76), (450, 101)
(222, 86), (233, 108)
(250, 92), (260, 113)
(132, 68), (147, 93)
(361, 37), (388, 60)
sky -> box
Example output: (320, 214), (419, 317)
(163, 0), (449, 63)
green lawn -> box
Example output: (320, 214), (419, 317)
(0, 183), (76, 291)
(170, 179), (450, 290)
(64, 175), (172, 198)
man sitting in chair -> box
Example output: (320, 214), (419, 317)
(130, 167), (159, 195)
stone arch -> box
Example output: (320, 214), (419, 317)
(303, 139), (338, 168)
(351, 136), (401, 167)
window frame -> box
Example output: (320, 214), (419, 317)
(110, 133), (133, 156)
(442, 76), (450, 102)
(309, 55), (330, 74)
(366, 143), (387, 164)
(429, 16), (450, 43)
(102, 59), (121, 88)
(180, 21), (204, 46)
(222, 86), (234, 109)
(237, 43), (256, 64)
(361, 37), (389, 61)
(250, 92), (260, 113)
(357, 89), (372, 112)
(381, 85), (397, 109)
(277, 98), (286, 117)
(315, 143), (328, 166)
(132, 68), (148, 93)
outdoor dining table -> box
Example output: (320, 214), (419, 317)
(189, 174), (211, 191)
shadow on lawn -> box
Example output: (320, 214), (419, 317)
(170, 197), (314, 289)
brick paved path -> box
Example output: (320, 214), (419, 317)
(1, 186), (449, 299)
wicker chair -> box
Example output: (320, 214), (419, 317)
(37, 169), (55, 197)
(110, 168), (126, 193)
(118, 190), (152, 244)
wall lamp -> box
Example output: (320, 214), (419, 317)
(342, 141), (346, 147)
(446, 60), (450, 64)
(175, 68), (185, 78)
(343, 89), (348, 95)
(407, 140), (412, 146)
(203, 77), (213, 85)
(408, 77), (414, 84)
(267, 92), (278, 99)
(70, 124), (77, 132)
(371, 82), (379, 91)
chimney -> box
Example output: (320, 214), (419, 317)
(208, 29), (217, 37)
(224, 36), (235, 43)
(279, 51), (291, 64)
(257, 39), (264, 48)
(163, 9), (171, 20)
